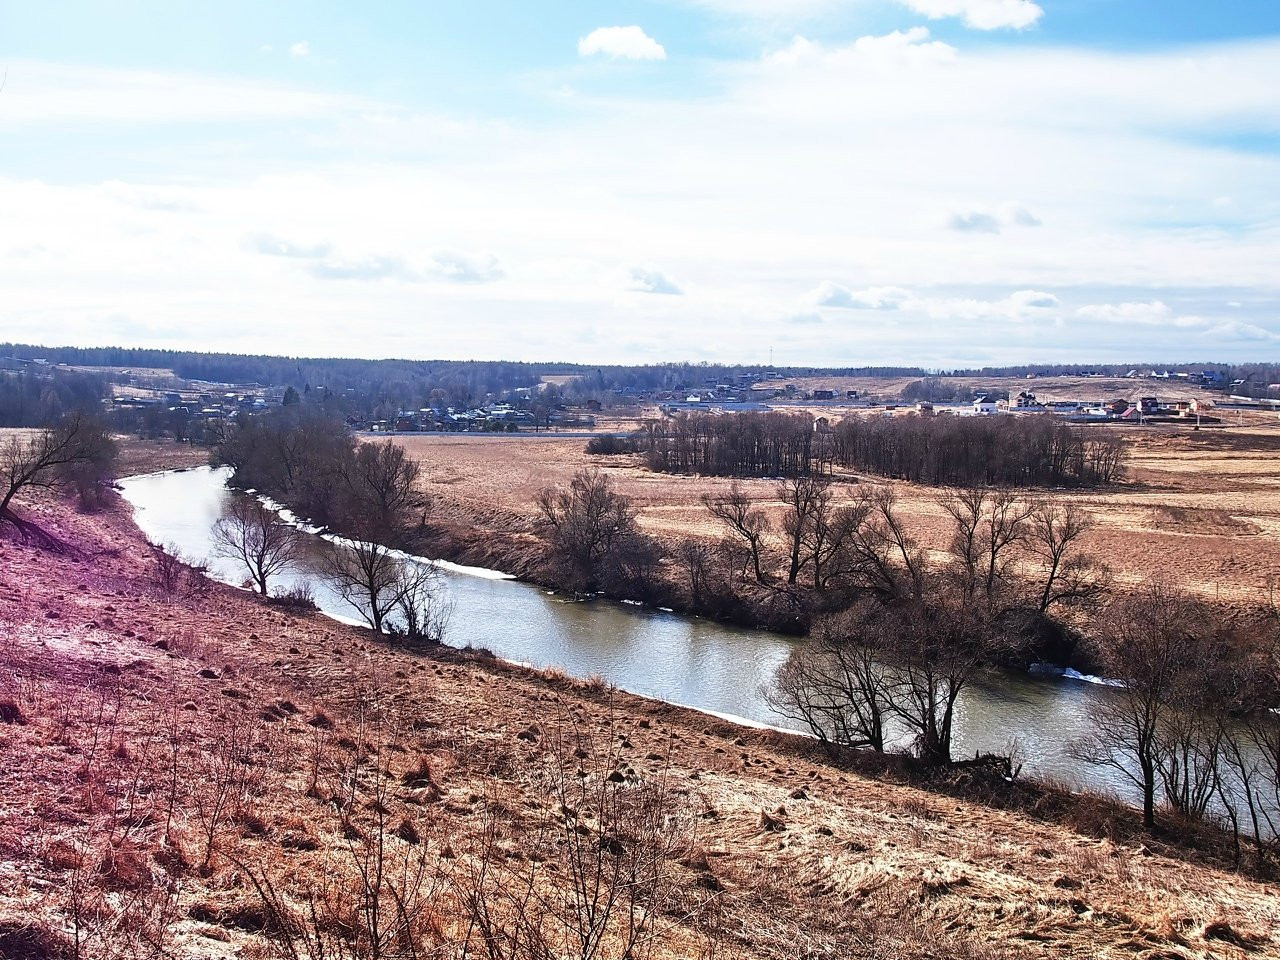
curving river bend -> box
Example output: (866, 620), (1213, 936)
(120, 465), (1133, 800)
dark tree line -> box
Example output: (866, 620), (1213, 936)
(213, 406), (425, 544)
(639, 411), (1126, 488)
(0, 368), (109, 427)
(640, 413), (821, 477)
(213, 407), (452, 641)
(831, 415), (1126, 487)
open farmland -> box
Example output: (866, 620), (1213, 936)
(401, 410), (1280, 605)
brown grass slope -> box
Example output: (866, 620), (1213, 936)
(1, 487), (1278, 958)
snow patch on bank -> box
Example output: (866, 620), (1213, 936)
(245, 491), (517, 580)
(1029, 662), (1124, 688)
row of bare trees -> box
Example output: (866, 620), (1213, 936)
(214, 406), (425, 541)
(701, 477), (1103, 615)
(213, 409), (451, 641)
(640, 412), (819, 477)
(636, 410), (1126, 488)
(1077, 587), (1280, 857)
(533, 466), (1109, 639)
(830, 414), (1127, 486)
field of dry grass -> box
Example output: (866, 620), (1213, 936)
(401, 412), (1280, 605)
(3, 488), (1280, 958)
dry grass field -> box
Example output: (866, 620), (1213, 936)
(402, 412), (1280, 605)
(2, 488), (1280, 957)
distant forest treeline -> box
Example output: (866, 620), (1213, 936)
(2, 343), (1277, 429)
(0, 367), (110, 427)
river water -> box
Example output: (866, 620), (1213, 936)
(119, 466), (1131, 800)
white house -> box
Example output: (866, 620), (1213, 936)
(973, 396), (999, 415)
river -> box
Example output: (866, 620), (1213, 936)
(119, 465), (1133, 801)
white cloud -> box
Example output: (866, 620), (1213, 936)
(1075, 301), (1220, 330)
(1076, 301), (1172, 324)
(808, 282), (912, 309)
(249, 237), (502, 285)
(628, 265), (684, 295)
(1007, 289), (1059, 309)
(767, 28), (955, 69)
(1207, 320), (1276, 341)
(0, 61), (375, 125)
(948, 202), (1042, 234)
(246, 232), (332, 259)
(426, 250), (504, 284)
(578, 26), (666, 61)
(310, 254), (413, 282)
(1000, 202), (1042, 227)
(786, 310), (824, 325)
(948, 210), (1002, 234)
(906, 290), (1061, 321)
(898, 0), (1043, 30)
(289, 40), (310, 58)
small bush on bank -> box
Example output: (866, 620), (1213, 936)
(269, 583), (318, 611)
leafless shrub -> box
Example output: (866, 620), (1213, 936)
(391, 562), (453, 644)
(147, 543), (209, 603)
(271, 582), (319, 612)
(235, 729), (449, 959)
(456, 714), (696, 960)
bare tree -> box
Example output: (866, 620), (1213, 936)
(342, 439), (425, 542)
(324, 540), (403, 633)
(391, 561), (453, 644)
(802, 497), (871, 592)
(940, 487), (1034, 611)
(537, 468), (638, 594)
(766, 621), (890, 756)
(1074, 587), (1206, 830)
(0, 413), (116, 546)
(778, 475), (830, 586)
(703, 482), (771, 585)
(835, 487), (926, 604)
(1026, 502), (1108, 614)
(882, 600), (992, 766)
(212, 497), (303, 595)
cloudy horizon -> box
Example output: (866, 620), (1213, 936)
(2, 1), (1278, 366)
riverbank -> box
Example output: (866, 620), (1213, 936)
(3, 484), (1280, 957)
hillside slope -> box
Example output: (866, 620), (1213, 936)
(1, 489), (1277, 958)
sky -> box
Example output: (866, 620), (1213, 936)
(2, 1), (1279, 367)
